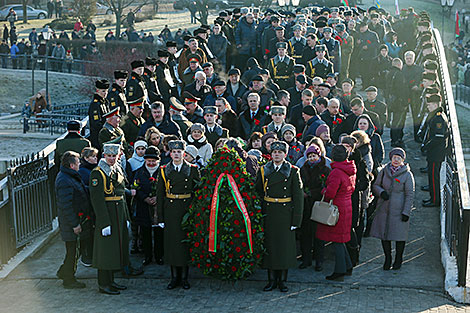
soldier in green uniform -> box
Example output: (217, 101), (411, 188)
(54, 120), (91, 167)
(203, 105), (228, 147)
(168, 97), (193, 137)
(305, 44), (334, 80)
(255, 141), (303, 292)
(156, 140), (200, 290)
(262, 105), (287, 137)
(267, 42), (294, 91)
(107, 70), (129, 115)
(335, 23), (354, 80)
(88, 79), (110, 149)
(126, 60), (149, 118)
(98, 108), (129, 157)
(90, 143), (136, 295)
(119, 97), (145, 146)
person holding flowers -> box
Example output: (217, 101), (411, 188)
(255, 141), (303, 292)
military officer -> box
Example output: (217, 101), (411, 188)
(287, 24), (307, 62)
(119, 97), (145, 146)
(305, 45), (334, 80)
(126, 60), (149, 118)
(335, 23), (353, 80)
(143, 57), (163, 104)
(107, 70), (129, 115)
(54, 120), (91, 167)
(262, 105), (287, 137)
(255, 141), (303, 292)
(156, 140), (201, 290)
(89, 143), (135, 295)
(88, 79), (110, 149)
(155, 49), (177, 103)
(168, 97), (193, 137)
(203, 105), (228, 147)
(267, 42), (294, 91)
(98, 108), (129, 157)
(421, 94), (449, 207)
(319, 27), (341, 73)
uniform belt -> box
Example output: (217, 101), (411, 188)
(104, 196), (123, 201)
(274, 76), (290, 79)
(166, 193), (192, 199)
(264, 196), (292, 203)
(293, 55), (302, 58)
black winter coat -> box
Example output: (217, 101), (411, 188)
(133, 166), (158, 228)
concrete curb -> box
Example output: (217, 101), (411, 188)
(0, 218), (59, 281)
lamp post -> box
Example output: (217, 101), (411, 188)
(441, 0), (455, 44)
(41, 26), (52, 102)
(277, 0), (300, 13)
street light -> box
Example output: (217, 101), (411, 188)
(277, 0), (299, 11)
(41, 26), (52, 103)
(441, 0), (455, 44)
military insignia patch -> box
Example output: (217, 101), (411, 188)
(436, 123), (442, 129)
(91, 178), (98, 186)
(111, 102), (116, 107)
(94, 115), (99, 120)
(129, 86), (134, 91)
(129, 92), (133, 96)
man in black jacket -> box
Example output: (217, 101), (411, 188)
(107, 70), (129, 115)
(386, 58), (407, 147)
(226, 68), (247, 114)
(55, 151), (90, 289)
(88, 79), (110, 149)
(138, 101), (182, 138)
(402, 50), (423, 141)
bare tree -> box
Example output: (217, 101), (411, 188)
(195, 0), (209, 25)
(102, 0), (150, 38)
(22, 0), (28, 23)
(72, 0), (97, 25)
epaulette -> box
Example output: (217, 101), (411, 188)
(112, 88), (116, 91)
(190, 164), (197, 167)
(162, 164), (167, 168)
(132, 76), (135, 79)
(93, 99), (98, 102)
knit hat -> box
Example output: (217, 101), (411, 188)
(306, 145), (321, 156)
(185, 145), (199, 159)
(389, 147), (406, 160)
(281, 124), (296, 136)
(302, 105), (317, 116)
(190, 123), (205, 133)
(134, 140), (148, 149)
(315, 124), (330, 137)
(331, 144), (348, 162)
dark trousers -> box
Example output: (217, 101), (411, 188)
(333, 242), (352, 274)
(12, 58), (17, 69)
(409, 93), (422, 139)
(389, 109), (407, 143)
(237, 54), (252, 72)
(141, 226), (164, 260)
(427, 159), (442, 204)
(79, 235), (94, 262)
(1, 56), (6, 68)
(300, 210), (324, 264)
(57, 241), (77, 282)
(98, 270), (114, 288)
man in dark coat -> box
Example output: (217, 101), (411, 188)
(286, 72), (308, 107)
(183, 91), (205, 124)
(203, 106), (228, 147)
(143, 57), (163, 104)
(238, 92), (269, 140)
(343, 97), (382, 135)
(234, 13), (257, 69)
(421, 95), (449, 207)
(288, 88), (314, 135)
(302, 105), (326, 143)
(90, 144), (134, 295)
(255, 141), (303, 292)
(216, 97), (239, 138)
(203, 80), (237, 112)
(138, 101), (182, 138)
(320, 98), (346, 143)
(402, 50), (423, 141)
(55, 151), (90, 289)
(55, 120), (91, 167)
(108, 70), (129, 115)
(386, 58), (407, 147)
(319, 27), (341, 72)
(370, 44), (393, 92)
(156, 140), (200, 289)
(240, 75), (276, 111)
(155, 49), (177, 104)
(356, 21), (379, 88)
(301, 33), (318, 66)
(267, 42), (294, 91)
(88, 79), (110, 149)
(126, 60), (149, 116)
(364, 86), (387, 130)
(226, 68), (247, 114)
(306, 45), (334, 80)
(183, 71), (212, 104)
(119, 98), (145, 146)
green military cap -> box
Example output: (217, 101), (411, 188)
(104, 135), (123, 145)
(281, 124), (296, 136)
(203, 106), (217, 115)
(365, 86), (378, 93)
(422, 72), (437, 81)
(168, 140), (186, 151)
(424, 60), (438, 71)
(275, 26), (285, 31)
(114, 70), (128, 80)
(169, 97), (186, 112)
(270, 141), (289, 153)
(422, 42), (434, 50)
(276, 42), (288, 49)
(335, 23), (345, 32)
(315, 44), (327, 52)
(292, 24), (302, 31)
(95, 79), (110, 90)
(103, 143), (121, 155)
(187, 53), (201, 63)
(323, 26), (332, 33)
(131, 59), (145, 69)
(341, 78), (354, 86)
(426, 94), (441, 104)
(271, 105), (286, 115)
(103, 107), (120, 119)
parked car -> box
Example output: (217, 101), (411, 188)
(0, 5), (47, 21)
(65, 2), (112, 16)
(173, 0), (229, 10)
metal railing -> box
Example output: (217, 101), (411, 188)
(454, 84), (470, 107)
(434, 29), (470, 287)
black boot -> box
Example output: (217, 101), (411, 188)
(393, 241), (405, 270)
(167, 266), (180, 289)
(263, 270), (277, 291)
(346, 244), (359, 267)
(181, 266), (190, 289)
(278, 270), (288, 292)
(382, 240), (392, 270)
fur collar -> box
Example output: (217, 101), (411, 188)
(264, 160), (291, 178)
(164, 160), (191, 177)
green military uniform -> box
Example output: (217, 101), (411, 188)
(55, 132), (91, 166)
(88, 93), (110, 149)
(99, 123), (126, 148)
(169, 97), (193, 137)
(255, 160), (303, 270)
(126, 70), (148, 115)
(262, 121), (285, 138)
(287, 35), (307, 62)
(119, 111), (145, 146)
(306, 57), (334, 80)
(156, 161), (200, 266)
(268, 54), (295, 91)
(338, 32), (354, 79)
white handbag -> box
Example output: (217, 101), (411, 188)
(310, 195), (339, 226)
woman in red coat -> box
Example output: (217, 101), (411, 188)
(316, 145), (356, 281)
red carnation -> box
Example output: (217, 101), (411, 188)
(234, 220), (240, 225)
(229, 253), (234, 258)
(333, 120), (337, 125)
(395, 178), (401, 183)
(213, 264), (219, 269)
(197, 263), (201, 268)
(254, 119), (260, 125)
(194, 242), (200, 247)
(231, 266), (237, 272)
(236, 167), (240, 171)
(234, 174), (239, 178)
(78, 212), (84, 217)
(234, 233), (240, 238)
(240, 178), (245, 183)
(232, 161), (236, 166)
(296, 133), (302, 138)
(337, 118), (342, 123)
(223, 162), (228, 167)
(206, 263), (211, 268)
(242, 242), (247, 247)
(296, 148), (300, 152)
(198, 195), (203, 200)
(149, 177), (156, 182)
(236, 247), (241, 252)
(367, 39), (371, 44)
(86, 215), (91, 220)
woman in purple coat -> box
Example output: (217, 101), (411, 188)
(370, 148), (415, 270)
(316, 145), (356, 281)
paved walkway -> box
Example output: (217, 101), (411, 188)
(0, 114), (468, 312)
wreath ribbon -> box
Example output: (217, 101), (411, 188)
(208, 173), (253, 254)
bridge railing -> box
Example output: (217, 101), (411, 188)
(434, 29), (470, 287)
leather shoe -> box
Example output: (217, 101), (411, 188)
(63, 280), (86, 289)
(423, 201), (440, 207)
(167, 279), (180, 290)
(298, 262), (311, 269)
(345, 268), (353, 276)
(420, 167), (428, 173)
(111, 282), (127, 290)
(155, 258), (164, 265)
(143, 257), (152, 266)
(263, 281), (277, 291)
(314, 262), (323, 272)
(182, 280), (190, 289)
(278, 281), (288, 292)
(99, 287), (120, 295)
(326, 272), (345, 281)
(420, 185), (430, 191)
(422, 199), (432, 204)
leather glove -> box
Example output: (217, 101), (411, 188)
(127, 221), (130, 228)
(158, 223), (165, 228)
(401, 214), (409, 222)
(102, 226), (111, 236)
(380, 191), (390, 200)
(290, 226), (297, 231)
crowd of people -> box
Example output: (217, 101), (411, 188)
(53, 4), (449, 295)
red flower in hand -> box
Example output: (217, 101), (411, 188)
(367, 39), (371, 44)
(296, 133), (302, 138)
(254, 119), (260, 126)
(78, 212), (84, 217)
(395, 178), (401, 183)
(333, 120), (337, 125)
(149, 177), (156, 182)
(337, 118), (342, 124)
